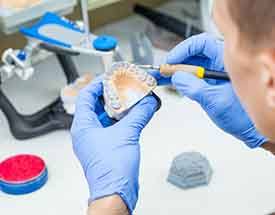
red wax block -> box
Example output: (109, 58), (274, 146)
(0, 154), (46, 184)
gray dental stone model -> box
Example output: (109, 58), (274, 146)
(167, 152), (213, 189)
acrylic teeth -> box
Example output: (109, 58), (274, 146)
(111, 100), (121, 110)
(128, 64), (137, 73)
(137, 70), (147, 81)
(106, 88), (118, 100)
(146, 76), (156, 86)
(107, 91), (121, 110)
(111, 62), (131, 72)
(121, 62), (130, 69)
(110, 62), (142, 76)
(104, 83), (118, 99)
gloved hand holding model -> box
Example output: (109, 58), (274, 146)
(71, 79), (159, 214)
(166, 33), (267, 148)
(70, 0), (275, 214)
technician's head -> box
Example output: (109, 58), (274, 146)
(213, 0), (275, 141)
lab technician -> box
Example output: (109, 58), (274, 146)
(71, 0), (275, 214)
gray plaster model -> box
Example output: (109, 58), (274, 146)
(167, 152), (213, 189)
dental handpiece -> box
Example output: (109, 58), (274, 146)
(139, 64), (230, 81)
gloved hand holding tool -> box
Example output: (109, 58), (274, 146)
(71, 78), (160, 214)
(154, 33), (267, 148)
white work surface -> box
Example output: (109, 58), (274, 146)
(1, 2), (275, 215)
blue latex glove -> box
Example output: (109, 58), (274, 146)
(166, 33), (267, 148)
(71, 79), (159, 213)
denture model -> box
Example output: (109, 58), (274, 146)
(103, 62), (157, 120)
(61, 73), (93, 115)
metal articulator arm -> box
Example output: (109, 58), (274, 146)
(0, 50), (75, 140)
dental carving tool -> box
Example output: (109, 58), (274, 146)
(139, 64), (230, 81)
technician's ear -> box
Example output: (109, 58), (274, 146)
(259, 50), (275, 107)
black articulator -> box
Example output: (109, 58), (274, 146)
(0, 4), (200, 140)
(0, 46), (79, 140)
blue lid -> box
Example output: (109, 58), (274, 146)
(93, 35), (118, 51)
(0, 168), (48, 195)
(17, 51), (27, 61)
